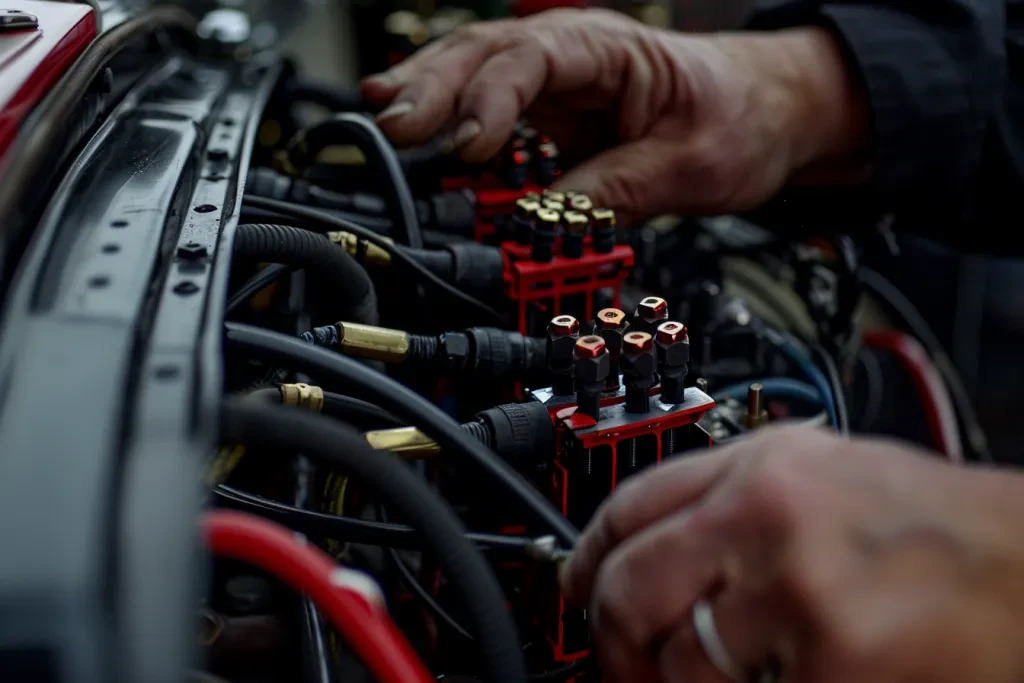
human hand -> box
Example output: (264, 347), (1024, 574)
(361, 9), (868, 223)
(560, 427), (1024, 682)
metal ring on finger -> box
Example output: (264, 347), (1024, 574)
(692, 597), (780, 683)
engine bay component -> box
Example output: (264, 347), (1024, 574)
(0, 10), (986, 683)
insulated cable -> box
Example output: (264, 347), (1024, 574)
(227, 264), (296, 315)
(225, 323), (578, 547)
(811, 344), (850, 436)
(285, 113), (423, 248)
(213, 486), (538, 555)
(203, 509), (433, 683)
(862, 330), (964, 462)
(242, 197), (505, 326)
(756, 324), (838, 429)
(859, 267), (991, 461)
(220, 399), (528, 683)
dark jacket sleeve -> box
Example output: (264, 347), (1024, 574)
(747, 0), (1023, 253)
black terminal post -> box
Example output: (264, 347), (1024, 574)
(621, 332), (657, 413)
(547, 315), (580, 396)
(532, 208), (560, 263)
(574, 336), (610, 419)
(591, 208), (616, 254)
(633, 296), (669, 335)
(655, 321), (689, 404)
(513, 197), (540, 246)
(561, 210), (589, 259)
(594, 308), (628, 391)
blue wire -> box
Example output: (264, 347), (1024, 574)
(776, 339), (838, 429)
(712, 378), (824, 408)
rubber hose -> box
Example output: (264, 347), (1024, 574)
(224, 323), (580, 547)
(220, 400), (527, 683)
(294, 114), (423, 248)
(246, 387), (403, 428)
(403, 247), (455, 281)
(234, 223), (378, 325)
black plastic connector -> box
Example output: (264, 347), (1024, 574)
(474, 401), (554, 469)
(404, 328), (547, 379)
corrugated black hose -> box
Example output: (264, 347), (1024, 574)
(233, 223), (378, 325)
(219, 399), (527, 683)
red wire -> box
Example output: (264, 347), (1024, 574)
(203, 510), (433, 683)
(862, 330), (964, 462)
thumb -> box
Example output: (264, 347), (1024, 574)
(551, 137), (681, 226)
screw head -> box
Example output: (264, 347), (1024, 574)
(623, 331), (654, 354)
(656, 321), (687, 345)
(637, 297), (668, 323)
(596, 308), (627, 331)
(575, 335), (607, 358)
(548, 315), (580, 337)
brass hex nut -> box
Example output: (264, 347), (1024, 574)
(542, 189), (566, 204)
(655, 321), (690, 367)
(547, 315), (581, 364)
(635, 297), (669, 330)
(596, 308), (627, 331)
(591, 208), (615, 230)
(535, 208), (561, 229)
(541, 199), (565, 213)
(562, 210), (589, 236)
(620, 332), (657, 377)
(569, 194), (593, 213)
(574, 336), (610, 383)
(515, 198), (540, 221)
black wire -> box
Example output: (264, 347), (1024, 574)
(224, 323), (579, 547)
(213, 486), (536, 555)
(859, 267), (992, 461)
(291, 114), (423, 248)
(378, 505), (477, 642)
(227, 264), (296, 315)
(811, 344), (849, 436)
(856, 347), (884, 431)
(242, 196), (505, 327)
(219, 399), (527, 683)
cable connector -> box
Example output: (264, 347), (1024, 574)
(328, 231), (393, 266)
(280, 383), (325, 412)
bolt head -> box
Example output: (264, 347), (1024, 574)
(595, 308), (627, 331)
(548, 315), (580, 338)
(541, 199), (564, 213)
(570, 194), (593, 212)
(535, 208), (560, 227)
(636, 297), (668, 325)
(515, 198), (540, 221)
(591, 208), (615, 231)
(623, 331), (654, 354)
(541, 190), (566, 204)
(562, 210), (589, 236)
(575, 335), (607, 359)
(655, 321), (687, 345)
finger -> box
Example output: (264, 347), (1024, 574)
(551, 136), (686, 225)
(455, 43), (549, 162)
(588, 507), (726, 681)
(371, 28), (510, 146)
(561, 449), (733, 606)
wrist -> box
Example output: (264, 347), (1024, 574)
(723, 27), (871, 184)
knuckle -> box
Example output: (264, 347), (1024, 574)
(452, 22), (489, 44)
(591, 558), (635, 635)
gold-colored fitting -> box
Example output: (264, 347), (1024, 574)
(569, 194), (593, 213)
(541, 199), (565, 213)
(541, 190), (566, 204)
(337, 322), (410, 363)
(591, 208), (616, 230)
(536, 208), (561, 227)
(562, 210), (589, 236)
(328, 231), (393, 266)
(280, 383), (325, 412)
(364, 426), (441, 458)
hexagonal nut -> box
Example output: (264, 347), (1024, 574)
(620, 332), (657, 377)
(562, 210), (589, 236)
(591, 208), (616, 231)
(548, 315), (580, 338)
(574, 336), (610, 383)
(541, 199), (565, 214)
(535, 208), (561, 232)
(655, 321), (690, 366)
(635, 297), (669, 328)
(570, 194), (593, 213)
(542, 189), (566, 204)
(515, 198), (540, 221)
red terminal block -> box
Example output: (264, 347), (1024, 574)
(538, 383), (715, 661)
(501, 206), (633, 336)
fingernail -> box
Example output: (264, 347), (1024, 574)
(376, 101), (414, 123)
(453, 118), (482, 148)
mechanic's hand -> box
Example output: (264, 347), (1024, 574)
(560, 427), (1024, 683)
(361, 9), (868, 222)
